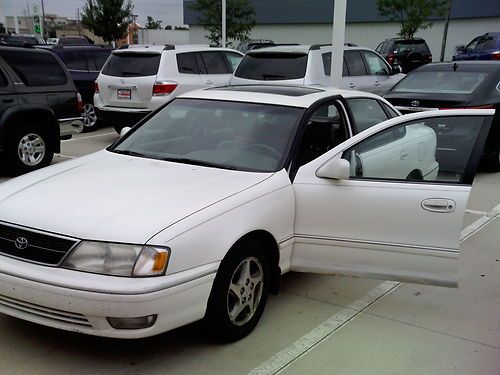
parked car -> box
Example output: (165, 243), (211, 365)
(46, 37), (59, 45)
(229, 45), (405, 95)
(39, 44), (114, 131)
(375, 37), (432, 73)
(383, 61), (500, 171)
(236, 39), (275, 54)
(0, 85), (492, 341)
(0, 34), (46, 46)
(94, 44), (244, 133)
(453, 32), (500, 61)
(0, 46), (83, 175)
(57, 35), (91, 45)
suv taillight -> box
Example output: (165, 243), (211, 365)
(153, 81), (177, 96)
(76, 92), (83, 113)
(94, 81), (99, 93)
(492, 51), (500, 60)
(425, 53), (432, 63)
(387, 52), (395, 65)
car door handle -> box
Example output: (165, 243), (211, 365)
(205, 80), (214, 85)
(421, 199), (456, 213)
(374, 81), (381, 86)
(348, 83), (355, 89)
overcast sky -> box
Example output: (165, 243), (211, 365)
(1, 0), (185, 26)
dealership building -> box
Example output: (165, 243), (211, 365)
(183, 0), (500, 61)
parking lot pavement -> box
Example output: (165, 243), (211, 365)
(0, 128), (499, 374)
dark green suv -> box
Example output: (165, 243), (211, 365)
(0, 46), (83, 175)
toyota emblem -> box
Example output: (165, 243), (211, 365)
(411, 100), (420, 107)
(14, 237), (28, 250)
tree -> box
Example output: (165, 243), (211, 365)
(378, 0), (448, 39)
(81, 0), (133, 44)
(189, 0), (256, 46)
(145, 16), (162, 29)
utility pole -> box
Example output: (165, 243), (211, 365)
(330, 0), (347, 88)
(41, 0), (46, 39)
(440, 0), (453, 62)
(221, 0), (226, 47)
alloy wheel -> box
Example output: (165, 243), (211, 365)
(17, 133), (46, 166)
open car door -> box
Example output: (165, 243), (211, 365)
(292, 109), (493, 287)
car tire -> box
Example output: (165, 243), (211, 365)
(205, 239), (270, 342)
(5, 123), (54, 176)
(81, 103), (99, 133)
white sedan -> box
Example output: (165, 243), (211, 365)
(0, 86), (493, 341)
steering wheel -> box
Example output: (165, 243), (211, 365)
(246, 143), (281, 159)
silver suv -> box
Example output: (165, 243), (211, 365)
(229, 45), (404, 95)
(94, 45), (243, 133)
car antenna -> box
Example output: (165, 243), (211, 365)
(452, 62), (458, 72)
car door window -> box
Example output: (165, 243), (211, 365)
(92, 50), (112, 71)
(0, 70), (7, 87)
(177, 52), (200, 74)
(199, 51), (228, 74)
(347, 98), (389, 132)
(322, 52), (349, 76)
(64, 51), (88, 71)
(344, 51), (366, 76)
(223, 52), (243, 73)
(375, 42), (383, 53)
(362, 51), (390, 76)
(465, 37), (480, 52)
(342, 116), (488, 183)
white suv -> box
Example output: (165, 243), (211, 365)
(94, 45), (243, 133)
(229, 44), (405, 95)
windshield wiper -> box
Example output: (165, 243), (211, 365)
(161, 157), (237, 170)
(112, 149), (148, 157)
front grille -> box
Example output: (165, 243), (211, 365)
(0, 294), (91, 327)
(0, 222), (79, 265)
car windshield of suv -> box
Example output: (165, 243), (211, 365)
(392, 71), (488, 94)
(101, 52), (161, 77)
(235, 53), (308, 80)
(111, 99), (303, 172)
(393, 40), (429, 53)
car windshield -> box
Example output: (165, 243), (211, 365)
(392, 71), (488, 94)
(111, 99), (303, 172)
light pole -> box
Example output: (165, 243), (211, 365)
(221, 0), (226, 47)
(330, 0), (347, 88)
(41, 0), (47, 39)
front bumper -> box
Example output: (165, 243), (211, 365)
(59, 117), (84, 137)
(0, 256), (217, 339)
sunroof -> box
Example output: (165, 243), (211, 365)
(214, 85), (323, 97)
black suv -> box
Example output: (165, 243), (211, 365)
(376, 38), (432, 73)
(39, 44), (113, 131)
(0, 46), (83, 175)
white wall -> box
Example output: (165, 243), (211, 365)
(138, 29), (190, 45)
(189, 17), (500, 61)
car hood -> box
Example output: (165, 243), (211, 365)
(0, 151), (272, 243)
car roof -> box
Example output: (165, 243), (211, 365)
(246, 44), (366, 54)
(113, 45), (240, 54)
(417, 61), (500, 72)
(0, 45), (53, 54)
(177, 84), (383, 108)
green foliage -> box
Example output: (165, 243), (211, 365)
(145, 16), (163, 29)
(189, 0), (256, 46)
(81, 0), (133, 43)
(378, 0), (448, 38)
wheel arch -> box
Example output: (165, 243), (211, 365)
(0, 106), (61, 153)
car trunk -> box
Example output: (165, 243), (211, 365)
(98, 51), (162, 109)
(385, 93), (471, 113)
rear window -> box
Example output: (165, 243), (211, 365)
(393, 71), (488, 94)
(101, 53), (161, 77)
(64, 51), (88, 70)
(59, 37), (88, 45)
(0, 51), (67, 86)
(393, 40), (430, 53)
(235, 53), (307, 80)
(92, 50), (112, 70)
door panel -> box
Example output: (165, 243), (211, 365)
(291, 111), (493, 287)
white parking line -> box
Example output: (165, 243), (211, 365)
(249, 207), (500, 375)
(62, 132), (116, 142)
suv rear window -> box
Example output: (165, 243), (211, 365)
(0, 51), (67, 86)
(101, 53), (161, 77)
(235, 53), (307, 80)
(393, 40), (430, 53)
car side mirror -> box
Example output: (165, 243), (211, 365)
(391, 65), (402, 75)
(120, 127), (131, 137)
(316, 158), (350, 180)
(456, 45), (466, 52)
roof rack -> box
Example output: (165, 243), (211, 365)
(310, 43), (358, 50)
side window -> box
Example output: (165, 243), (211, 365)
(0, 70), (8, 87)
(223, 52), (242, 73)
(362, 51), (390, 76)
(375, 42), (383, 53)
(346, 98), (389, 133)
(92, 51), (112, 71)
(63, 51), (88, 70)
(379, 101), (400, 118)
(0, 51), (67, 86)
(323, 52), (348, 76)
(176, 52), (200, 74)
(296, 101), (348, 167)
(342, 116), (487, 183)
(465, 37), (480, 52)
(199, 51), (228, 74)
(344, 51), (367, 76)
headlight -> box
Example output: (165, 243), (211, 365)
(62, 241), (170, 277)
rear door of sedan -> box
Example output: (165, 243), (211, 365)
(291, 110), (493, 287)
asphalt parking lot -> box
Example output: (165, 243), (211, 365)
(1, 127), (500, 374)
